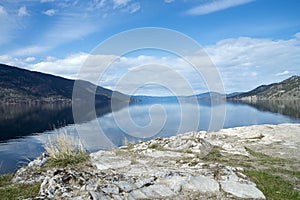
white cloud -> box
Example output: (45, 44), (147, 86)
(0, 6), (15, 45)
(12, 45), (51, 56)
(113, 0), (131, 9)
(205, 33), (300, 92)
(32, 53), (88, 79)
(42, 15), (98, 44)
(0, 6), (8, 17)
(25, 57), (36, 62)
(122, 2), (140, 14)
(11, 13), (99, 56)
(0, 55), (31, 69)
(18, 6), (29, 17)
(2, 33), (300, 95)
(186, 0), (255, 15)
(94, 0), (107, 9)
(40, 0), (55, 3)
(295, 32), (300, 39)
(43, 9), (57, 16)
(164, 0), (174, 3)
(275, 70), (289, 76)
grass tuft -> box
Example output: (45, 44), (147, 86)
(245, 170), (300, 200)
(245, 147), (287, 165)
(0, 174), (40, 199)
(148, 143), (165, 150)
(45, 131), (89, 167)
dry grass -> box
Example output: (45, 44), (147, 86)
(45, 131), (89, 167)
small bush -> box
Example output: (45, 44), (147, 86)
(45, 131), (89, 167)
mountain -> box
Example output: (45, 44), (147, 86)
(228, 76), (300, 101)
(0, 63), (128, 104)
(131, 92), (226, 106)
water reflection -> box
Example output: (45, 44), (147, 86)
(0, 100), (299, 174)
(234, 100), (300, 119)
(0, 104), (73, 141)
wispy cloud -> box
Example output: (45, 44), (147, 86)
(43, 9), (57, 16)
(0, 5), (8, 17)
(113, 0), (131, 9)
(122, 2), (140, 14)
(0, 5), (16, 45)
(275, 70), (289, 76)
(43, 14), (99, 43)
(40, 0), (55, 3)
(91, 0), (140, 14)
(205, 33), (300, 92)
(11, 11), (100, 56)
(12, 45), (51, 56)
(164, 0), (174, 3)
(186, 0), (255, 15)
(18, 6), (29, 17)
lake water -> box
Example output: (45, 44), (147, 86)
(0, 100), (299, 174)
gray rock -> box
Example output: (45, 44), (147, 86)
(160, 175), (187, 192)
(72, 196), (85, 200)
(101, 184), (120, 195)
(115, 181), (136, 192)
(91, 151), (131, 170)
(221, 181), (266, 199)
(128, 189), (148, 199)
(143, 184), (175, 197)
(90, 191), (110, 200)
(28, 153), (48, 168)
(186, 175), (220, 193)
(134, 176), (155, 188)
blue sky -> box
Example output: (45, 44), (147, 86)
(0, 0), (300, 95)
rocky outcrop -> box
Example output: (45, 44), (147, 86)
(13, 123), (300, 199)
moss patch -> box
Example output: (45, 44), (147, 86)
(148, 143), (165, 151)
(245, 170), (300, 200)
(245, 147), (288, 165)
(201, 145), (300, 199)
(0, 174), (40, 200)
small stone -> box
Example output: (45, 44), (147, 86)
(101, 184), (120, 195)
(128, 189), (148, 199)
(135, 177), (155, 188)
(72, 196), (85, 200)
(90, 191), (110, 200)
(116, 181), (136, 192)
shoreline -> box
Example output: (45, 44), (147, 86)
(1, 123), (300, 199)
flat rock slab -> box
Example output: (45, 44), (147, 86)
(221, 181), (266, 199)
(90, 151), (131, 170)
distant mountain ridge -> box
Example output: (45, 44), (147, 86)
(132, 76), (300, 102)
(228, 76), (300, 100)
(1, 64), (299, 103)
(0, 64), (127, 104)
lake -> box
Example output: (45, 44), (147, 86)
(0, 99), (299, 174)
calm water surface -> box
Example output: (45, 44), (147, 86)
(0, 100), (299, 174)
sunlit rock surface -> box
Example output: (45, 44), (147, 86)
(13, 123), (300, 199)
